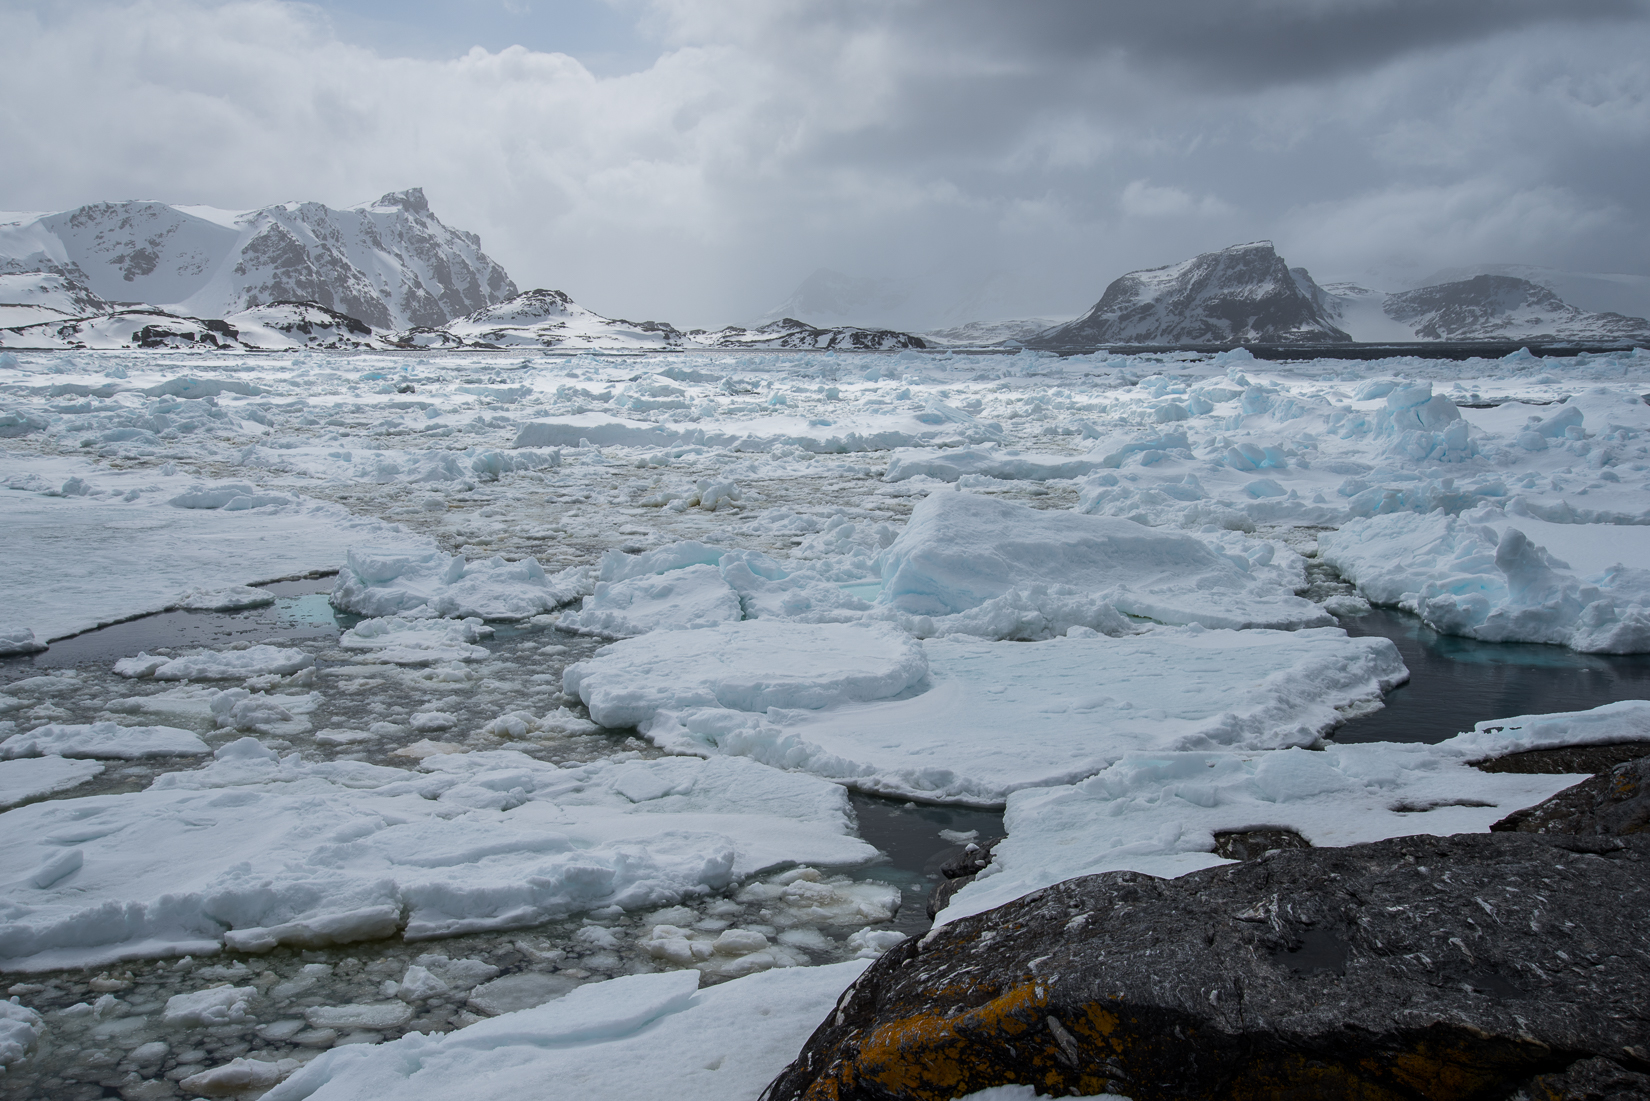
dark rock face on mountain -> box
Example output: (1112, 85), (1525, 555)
(1029, 242), (1351, 349)
(1383, 275), (1650, 343)
(762, 832), (1650, 1101)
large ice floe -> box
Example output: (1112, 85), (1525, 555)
(939, 700), (1650, 923)
(876, 490), (1331, 630)
(262, 962), (871, 1101)
(1320, 506), (1650, 652)
(568, 622), (1406, 804)
(0, 739), (875, 971)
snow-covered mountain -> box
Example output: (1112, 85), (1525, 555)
(0, 272), (114, 329)
(1374, 275), (1650, 343)
(0, 189), (515, 330)
(920, 318), (1065, 347)
(1028, 242), (1352, 348)
(435, 289), (686, 350)
(695, 317), (925, 350)
(1412, 264), (1650, 322)
(0, 300), (388, 351)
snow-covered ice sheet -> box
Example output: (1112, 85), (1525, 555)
(0, 756), (104, 808)
(0, 741), (876, 971)
(1320, 506), (1650, 652)
(877, 491), (1330, 630)
(263, 961), (870, 1101)
(563, 620), (929, 729)
(0, 456), (422, 642)
(640, 627), (1406, 805)
(1439, 699), (1650, 757)
(1, 721), (208, 759)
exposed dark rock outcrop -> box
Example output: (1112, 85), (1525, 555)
(763, 832), (1650, 1101)
(1029, 242), (1352, 349)
(1492, 755), (1650, 837)
(926, 837), (1003, 920)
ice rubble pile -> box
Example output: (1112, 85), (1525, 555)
(331, 546), (593, 620)
(940, 700), (1650, 923)
(0, 740), (875, 971)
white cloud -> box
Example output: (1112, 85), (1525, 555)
(0, 0), (1645, 325)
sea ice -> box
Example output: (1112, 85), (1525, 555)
(262, 961), (872, 1101)
(339, 616), (493, 663)
(642, 626), (1405, 804)
(0, 757), (104, 809)
(939, 739), (1597, 924)
(562, 620), (929, 729)
(0, 722), (208, 759)
(878, 491), (1331, 630)
(555, 563), (742, 639)
(330, 546), (591, 620)
(138, 644), (316, 680)
(1320, 506), (1650, 652)
(0, 740), (876, 971)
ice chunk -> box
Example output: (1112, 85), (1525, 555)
(0, 628), (46, 656)
(563, 621), (928, 728)
(0, 756), (104, 808)
(0, 1002), (44, 1071)
(305, 1002), (414, 1030)
(180, 1057), (302, 1097)
(332, 546), (592, 620)
(466, 972), (579, 1016)
(171, 585), (277, 611)
(1320, 509), (1650, 652)
(163, 985), (257, 1026)
(878, 491), (1330, 630)
(340, 616), (493, 664)
(0, 722), (208, 759)
(646, 627), (1407, 805)
(556, 564), (743, 639)
(144, 645), (315, 680)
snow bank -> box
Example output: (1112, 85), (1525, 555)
(331, 547), (591, 620)
(1439, 699), (1650, 759)
(0, 722), (208, 759)
(263, 961), (871, 1101)
(0, 757), (104, 809)
(1320, 507), (1650, 652)
(877, 491), (1330, 630)
(562, 621), (929, 729)
(0, 742), (875, 971)
(940, 740), (1589, 924)
(643, 627), (1407, 805)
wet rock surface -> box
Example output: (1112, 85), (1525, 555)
(1492, 755), (1650, 837)
(1475, 741), (1650, 776)
(1211, 826), (1311, 861)
(763, 833), (1650, 1101)
(924, 837), (1002, 920)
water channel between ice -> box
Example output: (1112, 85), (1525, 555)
(4, 577), (1644, 1100)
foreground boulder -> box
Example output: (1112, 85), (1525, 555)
(1492, 755), (1649, 837)
(763, 832), (1650, 1100)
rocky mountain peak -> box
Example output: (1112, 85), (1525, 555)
(1030, 241), (1351, 348)
(367, 188), (431, 215)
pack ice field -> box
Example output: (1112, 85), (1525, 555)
(2, 342), (1649, 1101)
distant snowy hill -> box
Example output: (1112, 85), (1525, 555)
(435, 288), (685, 350)
(1414, 264), (1650, 322)
(0, 189), (515, 330)
(0, 299), (388, 351)
(1028, 242), (1353, 348)
(1374, 275), (1650, 343)
(0, 272), (114, 329)
(696, 317), (925, 350)
(921, 319), (1065, 347)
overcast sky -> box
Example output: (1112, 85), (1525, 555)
(2, 0), (1647, 326)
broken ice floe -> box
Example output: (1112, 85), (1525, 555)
(331, 546), (592, 620)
